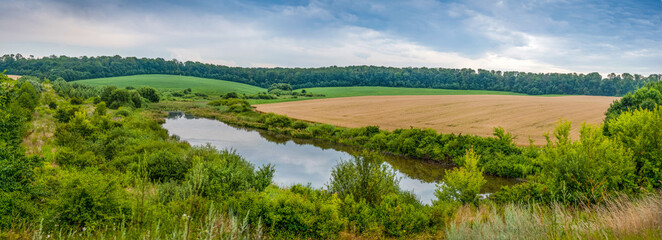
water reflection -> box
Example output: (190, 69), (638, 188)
(162, 114), (518, 204)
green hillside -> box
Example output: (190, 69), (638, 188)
(75, 74), (265, 95)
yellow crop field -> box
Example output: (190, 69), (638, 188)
(255, 95), (619, 145)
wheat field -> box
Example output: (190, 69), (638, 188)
(255, 95), (619, 145)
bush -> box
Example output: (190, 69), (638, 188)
(525, 121), (637, 204)
(55, 105), (80, 123)
(0, 191), (38, 228)
(137, 86), (160, 103)
(607, 107), (662, 189)
(263, 113), (292, 128)
(55, 147), (100, 169)
(144, 149), (191, 182)
(207, 98), (252, 112)
(222, 92), (239, 99)
(186, 148), (274, 197)
(69, 97), (83, 105)
(94, 102), (107, 116)
(50, 170), (129, 228)
(328, 152), (400, 205)
(292, 120), (309, 130)
(435, 149), (486, 205)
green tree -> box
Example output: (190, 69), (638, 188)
(16, 81), (39, 110)
(138, 86), (160, 103)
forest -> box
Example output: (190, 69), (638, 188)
(1, 54), (661, 96)
(1, 69), (662, 239)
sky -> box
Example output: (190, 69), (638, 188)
(0, 0), (660, 75)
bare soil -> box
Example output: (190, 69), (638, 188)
(7, 75), (21, 80)
(254, 95), (619, 146)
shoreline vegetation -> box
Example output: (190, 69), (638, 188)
(2, 71), (662, 239)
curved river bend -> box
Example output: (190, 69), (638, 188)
(162, 113), (518, 204)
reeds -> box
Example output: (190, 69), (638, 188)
(445, 192), (662, 239)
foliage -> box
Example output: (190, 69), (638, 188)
(100, 86), (142, 109)
(48, 169), (130, 228)
(186, 147), (274, 197)
(94, 102), (106, 116)
(16, 81), (40, 111)
(207, 98), (252, 112)
(496, 121), (638, 204)
(435, 149), (486, 205)
(52, 78), (100, 99)
(268, 83), (293, 96)
(328, 152), (401, 205)
(222, 91), (239, 99)
(2, 54), (660, 96)
(137, 86), (160, 103)
(604, 81), (662, 134)
(608, 107), (662, 189)
(69, 97), (83, 105)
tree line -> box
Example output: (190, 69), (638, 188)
(1, 54), (660, 96)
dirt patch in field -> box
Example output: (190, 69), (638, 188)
(254, 95), (619, 146)
(7, 75), (21, 80)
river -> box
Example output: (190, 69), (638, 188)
(162, 113), (518, 204)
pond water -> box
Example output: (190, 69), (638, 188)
(162, 113), (519, 204)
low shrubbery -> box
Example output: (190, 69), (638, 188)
(4, 71), (662, 239)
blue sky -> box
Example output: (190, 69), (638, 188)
(1, 0), (660, 74)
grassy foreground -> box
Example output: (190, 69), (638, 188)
(3, 72), (662, 238)
(74, 74), (266, 95)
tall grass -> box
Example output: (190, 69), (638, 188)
(446, 192), (662, 239)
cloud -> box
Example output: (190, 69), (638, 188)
(0, 0), (659, 75)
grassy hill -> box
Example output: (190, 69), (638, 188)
(75, 74), (266, 95)
(75, 74), (560, 104)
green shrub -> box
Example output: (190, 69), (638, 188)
(144, 149), (191, 182)
(263, 113), (291, 128)
(49, 170), (129, 228)
(16, 81), (40, 111)
(375, 193), (430, 237)
(94, 102), (107, 116)
(0, 191), (38, 228)
(328, 152), (400, 205)
(54, 105), (80, 123)
(207, 98), (251, 112)
(222, 92), (240, 99)
(435, 149), (486, 205)
(292, 120), (309, 130)
(607, 107), (662, 189)
(138, 87), (160, 103)
(524, 121), (637, 204)
(114, 108), (131, 117)
(55, 147), (100, 169)
(69, 97), (83, 105)
(186, 148), (274, 197)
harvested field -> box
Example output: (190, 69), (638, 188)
(7, 75), (21, 80)
(254, 95), (620, 146)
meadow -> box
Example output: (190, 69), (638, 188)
(75, 74), (266, 95)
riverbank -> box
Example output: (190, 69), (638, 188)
(146, 100), (532, 179)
